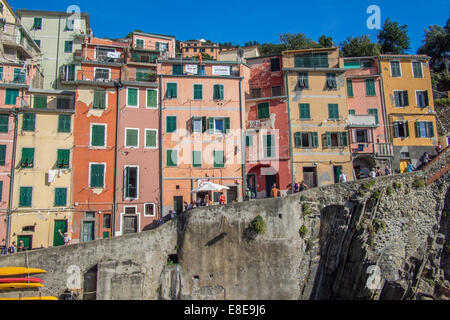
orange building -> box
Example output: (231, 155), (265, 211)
(180, 40), (220, 60)
(158, 59), (250, 214)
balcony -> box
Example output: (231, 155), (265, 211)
(128, 52), (159, 65)
(247, 145), (290, 163)
(348, 114), (377, 128)
(0, 70), (28, 86)
(60, 68), (121, 84)
(1, 24), (36, 59)
(80, 47), (125, 65)
(376, 143), (394, 158)
(247, 118), (273, 130)
(123, 70), (157, 83)
(132, 42), (167, 53)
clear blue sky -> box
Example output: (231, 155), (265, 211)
(11, 0), (449, 53)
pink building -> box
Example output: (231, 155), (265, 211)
(344, 57), (393, 178)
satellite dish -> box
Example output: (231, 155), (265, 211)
(237, 48), (244, 59)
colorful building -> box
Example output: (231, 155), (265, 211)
(379, 55), (438, 173)
(180, 40), (220, 60)
(282, 47), (353, 188)
(158, 59), (249, 214)
(344, 57), (393, 178)
(245, 55), (291, 197)
(219, 46), (260, 62)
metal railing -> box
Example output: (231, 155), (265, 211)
(0, 70), (27, 85)
(376, 143), (394, 157)
(77, 48), (125, 64)
(61, 69), (121, 83)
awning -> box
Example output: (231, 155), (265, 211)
(191, 182), (230, 193)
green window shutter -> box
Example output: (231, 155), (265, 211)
(22, 113), (36, 131)
(224, 118), (230, 134)
(427, 122), (434, 138)
(147, 89), (157, 107)
(91, 125), (106, 147)
(368, 109), (379, 125)
(0, 67), (3, 81)
(33, 18), (42, 29)
(166, 116), (177, 133)
(202, 116), (207, 133)
(33, 96), (47, 109)
(167, 150), (177, 167)
(341, 132), (348, 147)
(347, 80), (353, 97)
(365, 79), (376, 96)
(58, 115), (71, 133)
(90, 164), (105, 188)
(299, 104), (310, 119)
(413, 62), (423, 78)
(167, 83), (177, 98)
(127, 88), (138, 106)
(5, 89), (19, 105)
(328, 104), (339, 119)
(349, 109), (356, 115)
(312, 133), (319, 148)
(246, 135), (253, 147)
(213, 85), (224, 100)
(193, 151), (202, 167)
(93, 90), (106, 109)
(0, 145), (6, 166)
(64, 41), (73, 53)
(126, 129), (138, 147)
(146, 130), (157, 148)
(172, 64), (183, 75)
(13, 69), (25, 84)
(57, 149), (70, 168)
(213, 151), (225, 168)
(54, 188), (67, 206)
(258, 103), (270, 119)
(20, 148), (34, 168)
(294, 132), (302, 148)
(194, 84), (203, 100)
(326, 132), (331, 148)
(19, 187), (32, 207)
(0, 114), (8, 133)
(415, 122), (421, 138)
(208, 118), (214, 133)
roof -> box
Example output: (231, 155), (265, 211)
(159, 58), (250, 67)
(282, 47), (339, 55)
(379, 54), (430, 61)
(221, 46), (259, 53)
(343, 56), (377, 61)
(246, 54), (281, 61)
(132, 31), (175, 40)
(16, 9), (90, 31)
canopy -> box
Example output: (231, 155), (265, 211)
(191, 182), (230, 193)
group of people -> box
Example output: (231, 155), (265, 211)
(293, 181), (310, 193)
(2, 240), (26, 255)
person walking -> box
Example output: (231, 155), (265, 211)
(299, 181), (309, 191)
(384, 165), (391, 176)
(339, 172), (347, 183)
(8, 241), (17, 254)
(370, 168), (377, 178)
(407, 162), (415, 173)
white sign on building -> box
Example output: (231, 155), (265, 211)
(185, 64), (198, 74)
(212, 65), (230, 76)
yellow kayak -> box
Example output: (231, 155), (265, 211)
(0, 296), (58, 300)
(0, 282), (44, 290)
(0, 267), (46, 277)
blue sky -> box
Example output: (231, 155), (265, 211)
(10, 0), (449, 53)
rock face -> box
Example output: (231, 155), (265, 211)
(0, 150), (448, 300)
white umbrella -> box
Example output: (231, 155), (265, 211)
(191, 182), (230, 193)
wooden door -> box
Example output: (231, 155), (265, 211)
(17, 235), (32, 250)
(53, 220), (67, 247)
(123, 215), (138, 234)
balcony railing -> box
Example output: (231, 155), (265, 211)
(0, 70), (27, 85)
(376, 143), (394, 158)
(79, 48), (125, 64)
(129, 52), (159, 64)
(348, 114), (377, 127)
(60, 69), (121, 83)
(123, 71), (157, 82)
(247, 145), (290, 162)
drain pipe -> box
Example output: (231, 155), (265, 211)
(112, 78), (123, 237)
(284, 70), (295, 192)
(159, 75), (164, 218)
(239, 77), (246, 198)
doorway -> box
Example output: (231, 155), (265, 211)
(53, 220), (67, 247)
(265, 175), (277, 197)
(227, 186), (238, 203)
(17, 235), (32, 250)
(303, 167), (317, 188)
(123, 215), (138, 234)
(173, 196), (183, 214)
(247, 174), (257, 196)
(333, 166), (343, 184)
(82, 221), (95, 242)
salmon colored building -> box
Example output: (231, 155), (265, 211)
(344, 57), (393, 178)
(63, 37), (127, 243)
(245, 55), (291, 197)
(158, 59), (249, 215)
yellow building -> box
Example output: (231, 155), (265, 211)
(379, 55), (438, 173)
(10, 90), (75, 249)
(282, 47), (353, 188)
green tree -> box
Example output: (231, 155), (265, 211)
(417, 18), (450, 72)
(340, 35), (381, 57)
(259, 43), (285, 56)
(125, 29), (143, 38)
(318, 35), (333, 48)
(377, 18), (410, 54)
(279, 32), (319, 50)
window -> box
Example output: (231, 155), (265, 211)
(356, 130), (370, 143)
(147, 89), (157, 108)
(415, 122), (434, 138)
(57, 97), (72, 110)
(294, 53), (328, 68)
(294, 132), (319, 148)
(145, 129), (157, 148)
(125, 207), (136, 215)
(5, 89), (19, 105)
(192, 151), (202, 168)
(412, 61), (423, 78)
(125, 128), (139, 148)
(22, 113), (36, 131)
(270, 58), (281, 72)
(20, 148), (34, 168)
(323, 132), (348, 148)
(90, 164), (105, 188)
(297, 72), (309, 89)
(166, 83), (177, 99)
(193, 84), (203, 100)
(33, 18), (42, 30)
(326, 73), (337, 89)
(246, 135), (253, 147)
(347, 80), (353, 97)
(328, 104), (339, 120)
(91, 124), (106, 147)
(272, 86), (282, 97)
(124, 167), (138, 199)
(264, 134), (275, 158)
(368, 109), (379, 125)
(363, 61), (372, 68)
(144, 203), (155, 217)
(19, 187), (32, 207)
(135, 39), (144, 49)
(213, 84), (224, 100)
(93, 90), (106, 109)
(167, 150), (177, 167)
(251, 88), (261, 98)
(34, 39), (41, 48)
(299, 104), (311, 120)
(0, 145), (6, 166)
(365, 79), (376, 96)
(257, 102), (270, 119)
(63, 64), (76, 81)
(0, 114), (8, 133)
(394, 91), (409, 107)
(349, 109), (356, 115)
(191, 117), (206, 133)
(209, 118), (230, 134)
(64, 41), (73, 53)
(0, 67), (3, 81)
(416, 91), (429, 108)
(65, 18), (74, 31)
(13, 68), (25, 83)
(57, 149), (70, 168)
(213, 151), (225, 168)
(94, 68), (110, 81)
(166, 116), (177, 133)
(393, 121), (409, 138)
(33, 96), (47, 109)
(172, 64), (183, 75)
(58, 115), (71, 133)
(127, 88), (138, 107)
(54, 188), (67, 206)
(85, 211), (96, 219)
(390, 61), (401, 77)
(103, 213), (111, 228)
(136, 68), (150, 81)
